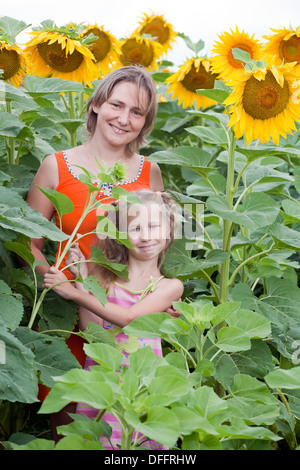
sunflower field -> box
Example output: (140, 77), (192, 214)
(1, 13), (300, 451)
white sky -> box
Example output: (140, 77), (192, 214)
(2, 0), (299, 65)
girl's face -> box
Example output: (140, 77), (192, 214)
(92, 81), (148, 151)
(126, 203), (168, 262)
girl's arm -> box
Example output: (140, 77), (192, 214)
(43, 267), (183, 328)
(65, 245), (104, 329)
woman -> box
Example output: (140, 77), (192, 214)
(27, 65), (163, 278)
(26, 65), (164, 439)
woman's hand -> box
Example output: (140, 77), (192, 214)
(66, 242), (87, 278)
(43, 266), (76, 300)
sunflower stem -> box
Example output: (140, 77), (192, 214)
(219, 129), (236, 304)
(68, 91), (78, 147)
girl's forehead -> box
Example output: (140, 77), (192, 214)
(127, 202), (165, 221)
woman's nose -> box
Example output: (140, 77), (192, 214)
(117, 108), (130, 125)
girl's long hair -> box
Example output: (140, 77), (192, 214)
(89, 189), (177, 291)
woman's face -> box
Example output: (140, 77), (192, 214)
(92, 81), (149, 151)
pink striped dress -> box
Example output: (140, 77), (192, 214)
(76, 278), (168, 450)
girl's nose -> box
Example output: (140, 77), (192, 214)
(140, 227), (150, 241)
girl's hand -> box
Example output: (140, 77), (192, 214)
(166, 306), (181, 319)
(43, 266), (76, 300)
(66, 242), (87, 278)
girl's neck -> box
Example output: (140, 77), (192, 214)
(126, 257), (161, 283)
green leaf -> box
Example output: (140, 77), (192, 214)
(172, 406), (218, 435)
(187, 126), (228, 145)
(82, 276), (107, 306)
(96, 216), (132, 249)
(268, 222), (300, 250)
(89, 245), (129, 280)
(77, 322), (115, 347)
(0, 187), (68, 241)
(5, 240), (35, 268)
(0, 279), (24, 330)
(14, 328), (81, 389)
(148, 146), (214, 175)
(207, 193), (279, 229)
(37, 186), (74, 218)
(0, 112), (26, 138)
(227, 309), (271, 339)
(265, 367), (300, 390)
(83, 342), (124, 371)
(217, 326), (251, 352)
(25, 76), (84, 95)
(125, 406), (179, 448)
(0, 16), (29, 42)
(187, 109), (230, 127)
(148, 366), (191, 401)
(0, 328), (38, 403)
(231, 374), (278, 405)
(196, 88), (230, 104)
(124, 312), (170, 338)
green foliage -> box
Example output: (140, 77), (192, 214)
(1, 49), (300, 450)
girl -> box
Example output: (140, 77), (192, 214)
(43, 189), (183, 449)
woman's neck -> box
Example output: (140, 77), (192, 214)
(84, 137), (131, 165)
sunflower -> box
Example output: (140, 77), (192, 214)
(0, 41), (27, 87)
(133, 12), (177, 55)
(80, 25), (120, 75)
(210, 26), (263, 80)
(223, 60), (300, 145)
(166, 57), (218, 108)
(24, 26), (99, 85)
(263, 27), (300, 72)
(117, 34), (163, 70)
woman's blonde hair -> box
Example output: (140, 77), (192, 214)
(89, 189), (177, 291)
(86, 66), (157, 155)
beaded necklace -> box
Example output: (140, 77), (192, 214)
(62, 151), (145, 197)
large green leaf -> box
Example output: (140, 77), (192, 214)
(148, 146), (214, 175)
(231, 280), (300, 359)
(125, 406), (179, 448)
(0, 328), (38, 403)
(0, 187), (68, 241)
(217, 326), (251, 352)
(37, 186), (74, 219)
(187, 126), (228, 145)
(206, 193), (279, 229)
(0, 280), (24, 330)
(265, 367), (300, 390)
(83, 342), (124, 371)
(268, 222), (300, 250)
(25, 76), (84, 95)
(0, 112), (27, 138)
(14, 328), (81, 388)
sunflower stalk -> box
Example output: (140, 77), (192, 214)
(219, 129), (236, 304)
(68, 91), (78, 147)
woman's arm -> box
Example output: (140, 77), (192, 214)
(149, 162), (164, 191)
(43, 267), (183, 328)
(25, 154), (59, 275)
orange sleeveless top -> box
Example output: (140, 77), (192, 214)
(54, 151), (152, 277)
